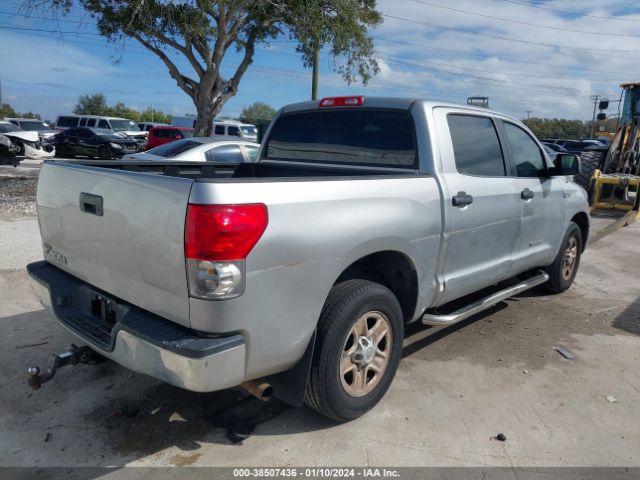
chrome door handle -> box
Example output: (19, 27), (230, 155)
(521, 188), (535, 200)
(452, 191), (474, 207)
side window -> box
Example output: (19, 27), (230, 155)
(57, 116), (78, 128)
(245, 145), (259, 162)
(228, 126), (241, 137)
(86, 118), (96, 127)
(154, 129), (166, 138)
(214, 125), (225, 135)
(503, 122), (546, 177)
(206, 144), (244, 163)
(448, 115), (506, 176)
(98, 119), (109, 129)
(79, 118), (87, 127)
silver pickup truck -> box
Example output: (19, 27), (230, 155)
(27, 96), (589, 422)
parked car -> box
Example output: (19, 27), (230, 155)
(55, 115), (147, 141)
(138, 121), (169, 132)
(28, 96), (588, 422)
(557, 140), (599, 153)
(0, 121), (55, 159)
(123, 137), (259, 162)
(542, 142), (569, 153)
(52, 127), (142, 159)
(170, 116), (258, 142)
(5, 118), (57, 141)
(145, 126), (195, 150)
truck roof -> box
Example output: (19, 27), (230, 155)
(281, 96), (502, 116)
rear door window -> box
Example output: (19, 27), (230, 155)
(447, 114), (506, 176)
(266, 109), (417, 168)
(214, 125), (226, 135)
(228, 126), (241, 137)
(86, 118), (96, 127)
(148, 139), (199, 157)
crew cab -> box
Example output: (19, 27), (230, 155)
(28, 97), (589, 422)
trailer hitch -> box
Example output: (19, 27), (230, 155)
(27, 344), (105, 390)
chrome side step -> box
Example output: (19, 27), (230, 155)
(421, 271), (549, 326)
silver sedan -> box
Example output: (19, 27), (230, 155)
(122, 137), (260, 163)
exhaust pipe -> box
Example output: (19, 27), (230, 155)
(241, 380), (273, 401)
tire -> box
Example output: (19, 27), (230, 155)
(544, 222), (583, 294)
(98, 146), (112, 160)
(304, 280), (404, 422)
(574, 149), (606, 191)
(55, 144), (72, 159)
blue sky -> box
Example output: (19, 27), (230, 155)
(1, 0), (640, 122)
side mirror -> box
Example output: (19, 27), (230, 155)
(551, 154), (580, 176)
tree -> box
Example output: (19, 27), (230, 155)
(0, 103), (17, 118)
(522, 118), (590, 140)
(240, 101), (276, 124)
(29, 0), (381, 136)
(74, 93), (109, 115)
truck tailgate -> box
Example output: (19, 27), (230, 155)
(36, 162), (193, 327)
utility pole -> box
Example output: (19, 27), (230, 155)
(590, 94), (600, 137)
(526, 110), (533, 120)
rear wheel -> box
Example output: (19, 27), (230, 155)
(575, 149), (606, 192)
(98, 146), (112, 160)
(55, 144), (72, 158)
(544, 222), (583, 293)
(305, 280), (403, 422)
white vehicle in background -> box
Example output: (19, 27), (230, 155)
(0, 121), (55, 159)
(137, 121), (169, 132)
(170, 116), (258, 142)
(5, 118), (57, 141)
(54, 115), (147, 142)
(170, 115), (197, 128)
(121, 137), (260, 163)
(213, 120), (258, 142)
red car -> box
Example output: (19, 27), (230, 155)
(145, 126), (195, 150)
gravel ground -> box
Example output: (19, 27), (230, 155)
(0, 176), (38, 219)
(0, 162), (41, 220)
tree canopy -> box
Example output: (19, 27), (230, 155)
(240, 101), (276, 125)
(74, 93), (171, 123)
(1, 102), (41, 120)
(25, 0), (381, 136)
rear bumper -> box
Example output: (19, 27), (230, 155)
(27, 261), (246, 392)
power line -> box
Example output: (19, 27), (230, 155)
(411, 0), (640, 37)
(0, 22), (103, 35)
(494, 0), (640, 22)
(381, 13), (640, 56)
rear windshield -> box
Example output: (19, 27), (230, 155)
(265, 109), (417, 168)
(147, 139), (200, 157)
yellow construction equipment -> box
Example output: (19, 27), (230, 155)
(583, 82), (640, 217)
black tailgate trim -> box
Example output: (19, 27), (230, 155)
(27, 261), (243, 358)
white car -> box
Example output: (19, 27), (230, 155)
(0, 121), (55, 159)
(121, 137), (260, 162)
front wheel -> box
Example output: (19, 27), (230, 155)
(305, 280), (404, 422)
(98, 146), (112, 160)
(544, 222), (583, 293)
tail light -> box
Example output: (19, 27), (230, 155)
(319, 96), (364, 107)
(185, 204), (268, 300)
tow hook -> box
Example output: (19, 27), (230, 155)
(27, 344), (104, 390)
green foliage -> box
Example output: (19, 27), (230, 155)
(74, 93), (109, 115)
(0, 103), (17, 118)
(73, 93), (170, 123)
(1, 103), (41, 120)
(522, 118), (591, 140)
(240, 101), (276, 125)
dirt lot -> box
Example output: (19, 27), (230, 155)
(0, 170), (639, 469)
